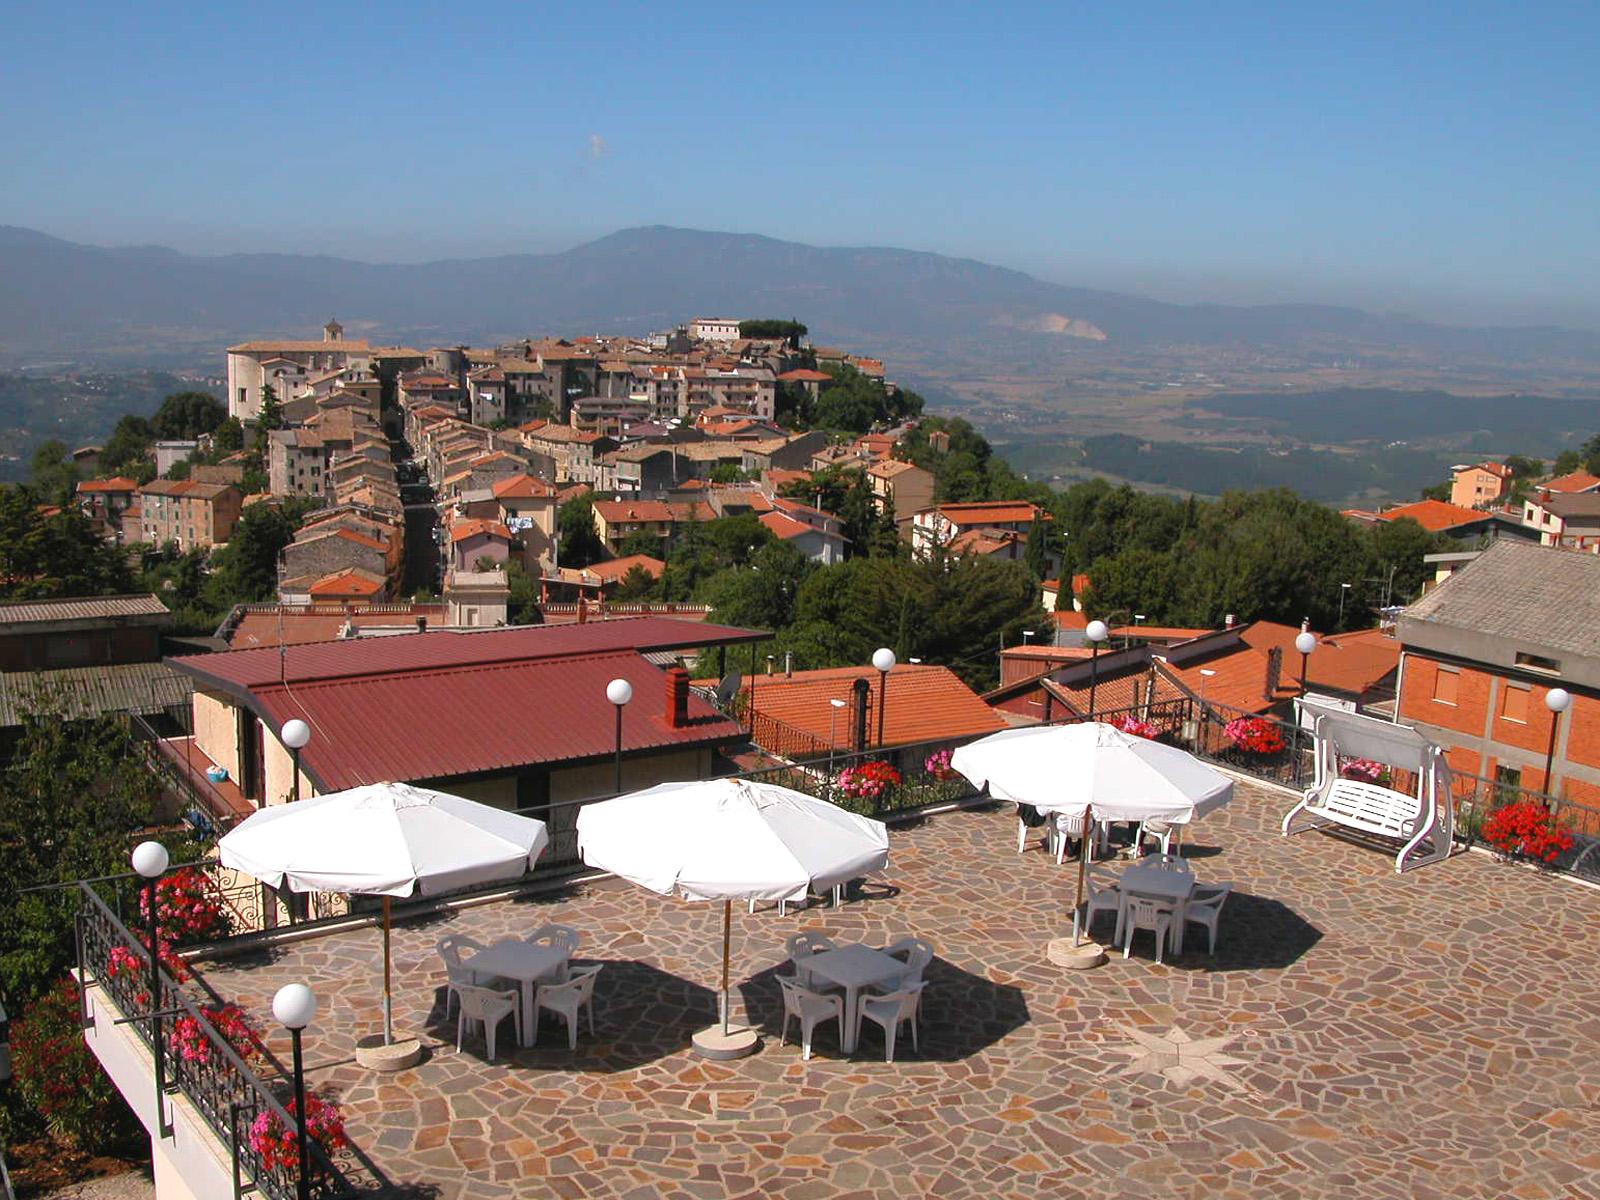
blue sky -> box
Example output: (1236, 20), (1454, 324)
(3, 1), (1597, 324)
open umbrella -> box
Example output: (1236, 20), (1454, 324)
(219, 782), (550, 1044)
(576, 777), (889, 1055)
(952, 722), (1233, 946)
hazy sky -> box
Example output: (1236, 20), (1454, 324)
(3, 1), (1597, 326)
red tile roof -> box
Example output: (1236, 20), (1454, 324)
(584, 555), (665, 583)
(307, 571), (385, 598)
(450, 519), (512, 543)
(492, 474), (558, 499)
(713, 664), (1006, 749)
(594, 500), (677, 524)
(1237, 621), (1399, 695)
(928, 501), (1049, 526)
(775, 369), (833, 382)
(1373, 500), (1489, 532)
(1540, 471), (1600, 494)
(758, 511), (818, 541)
(76, 476), (140, 493)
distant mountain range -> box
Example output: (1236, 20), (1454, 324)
(3, 224), (1599, 369)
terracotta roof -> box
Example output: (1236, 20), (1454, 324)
(758, 511), (820, 541)
(492, 474), (557, 500)
(140, 479), (235, 500)
(775, 369), (833, 382)
(866, 459), (924, 480)
(1373, 499), (1490, 532)
(1540, 471), (1600, 494)
(307, 570), (385, 598)
(1238, 623), (1399, 695)
(333, 528), (390, 552)
(926, 501), (1049, 526)
(949, 528), (1022, 556)
(713, 664), (1006, 749)
(450, 519), (513, 543)
(1157, 645), (1295, 714)
(584, 555), (665, 584)
(229, 339), (372, 353)
(595, 500), (677, 524)
(76, 476), (140, 493)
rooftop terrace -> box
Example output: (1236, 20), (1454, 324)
(191, 778), (1600, 1199)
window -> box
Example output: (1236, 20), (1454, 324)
(1494, 763), (1523, 805)
(1433, 666), (1459, 705)
(1500, 684), (1529, 723)
(1514, 651), (1561, 674)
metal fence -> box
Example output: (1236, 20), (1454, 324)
(75, 883), (359, 1200)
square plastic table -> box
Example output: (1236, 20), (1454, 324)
(1117, 863), (1196, 955)
(802, 944), (908, 1053)
(461, 939), (570, 1047)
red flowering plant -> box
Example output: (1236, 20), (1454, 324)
(836, 761), (902, 802)
(1223, 716), (1286, 756)
(1340, 757), (1392, 785)
(141, 866), (232, 946)
(171, 1002), (266, 1068)
(1110, 713), (1161, 741)
(922, 748), (959, 780)
(1481, 800), (1575, 865)
(249, 1094), (349, 1175)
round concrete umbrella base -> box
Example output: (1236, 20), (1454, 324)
(1047, 938), (1108, 970)
(691, 1024), (759, 1060)
(355, 1032), (423, 1071)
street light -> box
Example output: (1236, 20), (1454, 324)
(281, 719), (310, 804)
(871, 648), (896, 747)
(1294, 630), (1317, 692)
(1338, 582), (1353, 628)
(1543, 687), (1572, 804)
(272, 983), (319, 1200)
(606, 678), (633, 794)
(827, 698), (847, 794)
(131, 841), (170, 1138)
(1085, 620), (1109, 716)
(1021, 629), (1035, 646)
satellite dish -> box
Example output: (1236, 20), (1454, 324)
(715, 670), (743, 706)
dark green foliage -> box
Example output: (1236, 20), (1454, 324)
(558, 493), (605, 568)
(611, 564), (660, 601)
(1419, 480), (1452, 501)
(100, 414), (155, 475)
(203, 503), (295, 608)
(898, 416), (1052, 507)
(779, 467), (897, 558)
(709, 463), (756, 484)
(812, 365), (924, 434)
(150, 390), (226, 440)
(211, 416), (245, 455)
(27, 439), (80, 506)
(660, 514), (774, 600)
(617, 529), (666, 558)
(696, 540), (812, 631)
(1584, 433), (1600, 475)
(0, 488), (134, 599)
(9, 979), (140, 1152)
(738, 319), (808, 343)
(505, 558), (539, 624)
(165, 457), (192, 481)
(1551, 449), (1582, 476)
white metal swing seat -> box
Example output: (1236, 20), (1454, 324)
(1281, 706), (1453, 874)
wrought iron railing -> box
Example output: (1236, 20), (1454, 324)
(76, 883), (358, 1200)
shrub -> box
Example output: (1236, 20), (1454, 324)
(171, 1003), (265, 1068)
(140, 867), (231, 945)
(922, 748), (959, 780)
(9, 979), (138, 1152)
(835, 761), (902, 803)
(249, 1094), (348, 1175)
(1482, 801), (1575, 864)
(1223, 716), (1285, 756)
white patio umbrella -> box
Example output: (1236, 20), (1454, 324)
(576, 777), (890, 1051)
(952, 722), (1233, 945)
(219, 782), (550, 1043)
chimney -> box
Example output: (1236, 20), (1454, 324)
(665, 666), (690, 729)
(1264, 646), (1283, 700)
(1224, 613), (1237, 630)
(851, 677), (872, 752)
(416, 615), (427, 632)
(577, 596), (588, 624)
(1300, 616), (1311, 633)
(784, 652), (793, 679)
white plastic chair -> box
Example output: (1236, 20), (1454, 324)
(749, 883), (843, 916)
(437, 934), (493, 1017)
(1120, 896), (1177, 964)
(526, 924), (580, 980)
(853, 981), (925, 1062)
(1135, 819), (1174, 857)
(532, 964), (601, 1050)
(785, 931), (838, 990)
(1016, 805), (1051, 853)
(1143, 851), (1193, 874)
(454, 984), (520, 1062)
(1083, 865), (1123, 939)
(778, 977), (843, 1060)
(1180, 883), (1232, 955)
(876, 936), (934, 991)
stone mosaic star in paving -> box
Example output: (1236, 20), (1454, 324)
(1110, 1024), (1252, 1091)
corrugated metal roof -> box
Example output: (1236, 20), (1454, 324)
(171, 618), (764, 690)
(256, 649), (742, 791)
(0, 661), (192, 726)
(0, 594), (170, 625)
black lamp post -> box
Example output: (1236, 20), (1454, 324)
(272, 983), (318, 1200)
(871, 648), (896, 747)
(1085, 620), (1109, 716)
(606, 678), (633, 794)
(1543, 687), (1571, 805)
(131, 841), (170, 1137)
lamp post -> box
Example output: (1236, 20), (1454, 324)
(281, 719), (310, 804)
(1294, 630), (1317, 692)
(272, 983), (319, 1200)
(131, 841), (170, 1137)
(1197, 667), (1217, 749)
(1338, 582), (1352, 628)
(871, 648), (895, 747)
(606, 678), (633, 795)
(1543, 687), (1572, 805)
(1085, 620), (1109, 716)
(1021, 629), (1035, 646)
(827, 698), (846, 795)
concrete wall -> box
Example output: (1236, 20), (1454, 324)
(262, 726), (315, 807)
(549, 747), (713, 804)
(192, 690), (239, 782)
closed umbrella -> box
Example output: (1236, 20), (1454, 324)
(576, 777), (889, 1055)
(219, 782), (550, 1044)
(952, 722), (1233, 945)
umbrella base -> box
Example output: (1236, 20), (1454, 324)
(1046, 937), (1108, 970)
(691, 1023), (759, 1060)
(355, 1031), (423, 1072)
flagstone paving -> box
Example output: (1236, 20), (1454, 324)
(200, 779), (1600, 1199)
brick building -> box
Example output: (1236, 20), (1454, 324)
(1397, 540), (1600, 808)
(137, 479), (243, 551)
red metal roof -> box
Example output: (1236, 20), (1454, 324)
(245, 649), (743, 791)
(170, 618), (765, 690)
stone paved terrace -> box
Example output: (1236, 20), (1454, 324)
(199, 779), (1600, 1199)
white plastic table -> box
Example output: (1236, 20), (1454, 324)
(461, 939), (569, 1047)
(802, 944), (907, 1053)
(1117, 863), (1196, 955)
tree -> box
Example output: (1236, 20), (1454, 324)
(812, 364), (925, 434)
(611, 564), (660, 601)
(1419, 480), (1452, 501)
(1582, 433), (1600, 476)
(0, 703), (164, 1004)
(27, 439), (80, 506)
(617, 529), (666, 558)
(558, 494), (605, 568)
(166, 457), (192, 481)
(504, 558), (540, 624)
(212, 416), (245, 456)
(738, 319), (808, 343)
(0, 490), (134, 599)
(1503, 454), (1544, 506)
(696, 540), (812, 630)
(709, 463), (755, 484)
(100, 414), (154, 474)
(204, 504), (295, 607)
(151, 391), (226, 440)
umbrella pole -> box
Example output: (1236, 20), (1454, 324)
(1073, 805), (1092, 948)
(720, 899), (732, 1036)
(382, 895), (393, 1046)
